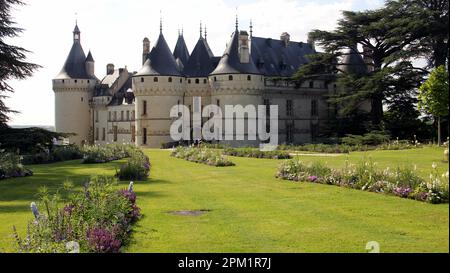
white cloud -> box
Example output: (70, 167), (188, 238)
(5, 0), (381, 126)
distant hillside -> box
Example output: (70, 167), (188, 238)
(9, 125), (55, 132)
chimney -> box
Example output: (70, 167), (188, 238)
(280, 32), (290, 47)
(107, 63), (115, 75)
(238, 30), (250, 64)
(307, 33), (315, 50)
(143, 37), (150, 65)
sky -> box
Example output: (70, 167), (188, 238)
(5, 0), (384, 126)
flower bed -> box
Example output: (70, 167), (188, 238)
(171, 147), (235, 167)
(22, 145), (83, 165)
(13, 176), (141, 253)
(278, 141), (420, 154)
(116, 150), (151, 181)
(0, 151), (33, 180)
(82, 144), (137, 164)
(276, 159), (449, 204)
(224, 147), (291, 159)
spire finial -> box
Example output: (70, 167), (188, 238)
(182, 26), (184, 36)
(250, 19), (253, 38)
(159, 10), (162, 34)
(204, 24), (207, 41)
(200, 21), (203, 38)
(235, 9), (239, 31)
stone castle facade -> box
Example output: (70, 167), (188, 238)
(53, 21), (370, 147)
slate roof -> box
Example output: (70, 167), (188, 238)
(183, 37), (216, 77)
(250, 37), (316, 77)
(136, 33), (182, 76)
(173, 35), (190, 67)
(210, 31), (261, 75)
(86, 51), (94, 62)
(55, 25), (96, 80)
(108, 76), (134, 106)
(338, 47), (368, 75)
(55, 40), (94, 79)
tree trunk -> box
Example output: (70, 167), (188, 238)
(438, 116), (441, 146)
(371, 93), (384, 126)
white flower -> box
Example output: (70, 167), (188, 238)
(432, 162), (438, 169)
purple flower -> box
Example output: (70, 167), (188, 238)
(30, 202), (40, 219)
(119, 189), (137, 204)
(86, 227), (121, 253)
(393, 187), (412, 198)
(63, 204), (75, 215)
(308, 176), (318, 182)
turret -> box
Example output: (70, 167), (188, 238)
(85, 51), (95, 78)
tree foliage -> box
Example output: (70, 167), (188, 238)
(0, 0), (41, 126)
(418, 65), (449, 118)
(294, 0), (448, 131)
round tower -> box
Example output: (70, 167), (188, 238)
(52, 23), (97, 145)
(209, 25), (264, 147)
(133, 28), (184, 148)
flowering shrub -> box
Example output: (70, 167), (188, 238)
(0, 150), (33, 180)
(277, 140), (420, 154)
(276, 159), (449, 204)
(116, 150), (151, 181)
(171, 147), (235, 167)
(82, 144), (137, 164)
(22, 145), (83, 165)
(224, 148), (291, 159)
(13, 176), (141, 253)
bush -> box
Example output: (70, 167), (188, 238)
(223, 148), (291, 159)
(276, 158), (449, 204)
(82, 144), (137, 164)
(171, 147), (235, 167)
(22, 145), (83, 165)
(12, 176), (141, 253)
(0, 151), (33, 180)
(116, 150), (151, 181)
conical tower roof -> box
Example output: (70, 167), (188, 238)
(173, 34), (190, 67)
(338, 47), (368, 75)
(183, 37), (215, 77)
(210, 30), (260, 75)
(136, 33), (182, 76)
(55, 24), (94, 79)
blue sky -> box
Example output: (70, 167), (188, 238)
(6, 0), (384, 126)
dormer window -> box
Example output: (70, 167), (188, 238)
(247, 75), (251, 81)
(229, 75), (233, 81)
(168, 77), (173, 83)
(203, 79), (207, 84)
(195, 79), (200, 84)
(141, 77), (144, 83)
(188, 79), (191, 84)
(153, 77), (158, 82)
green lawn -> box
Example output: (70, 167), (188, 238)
(0, 147), (448, 253)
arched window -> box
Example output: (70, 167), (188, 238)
(180, 78), (183, 83)
(195, 79), (200, 84)
(188, 79), (191, 84)
(153, 77), (158, 82)
(168, 77), (173, 83)
(203, 79), (207, 84)
(229, 75), (233, 81)
(247, 75), (251, 81)
(214, 77), (217, 82)
(141, 77), (144, 83)
(309, 81), (314, 88)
